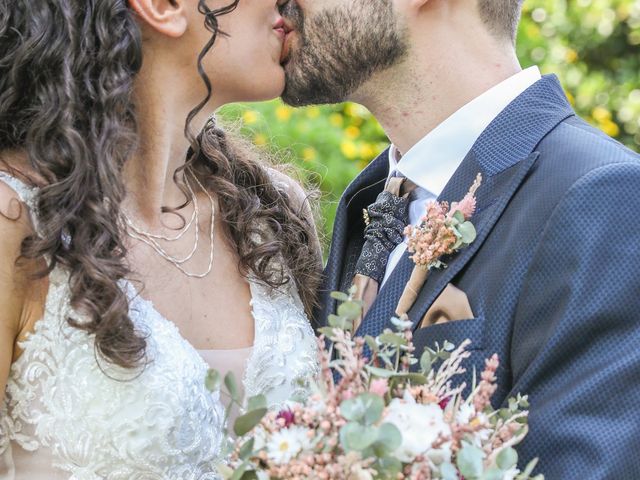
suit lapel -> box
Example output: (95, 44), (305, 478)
(405, 152), (539, 331)
(356, 74), (575, 338)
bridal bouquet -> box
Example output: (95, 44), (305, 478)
(208, 289), (543, 480)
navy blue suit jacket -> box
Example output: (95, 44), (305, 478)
(317, 75), (640, 478)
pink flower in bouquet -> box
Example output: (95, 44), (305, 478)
(449, 194), (477, 220)
(369, 378), (389, 398)
(276, 409), (295, 428)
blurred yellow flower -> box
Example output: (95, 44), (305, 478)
(359, 143), (376, 160)
(340, 141), (358, 159)
(330, 113), (344, 128)
(592, 106), (612, 122)
(601, 119), (620, 137)
(254, 133), (268, 146)
(276, 105), (293, 121)
(302, 147), (317, 162)
(525, 24), (540, 38)
(306, 107), (321, 119)
(345, 126), (360, 139)
(565, 48), (578, 63)
(243, 110), (260, 125)
(565, 90), (575, 106)
(345, 103), (369, 118)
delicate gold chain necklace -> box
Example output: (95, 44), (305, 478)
(123, 169), (216, 278)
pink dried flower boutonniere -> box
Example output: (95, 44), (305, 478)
(396, 173), (483, 316)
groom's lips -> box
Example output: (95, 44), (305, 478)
(279, 19), (296, 64)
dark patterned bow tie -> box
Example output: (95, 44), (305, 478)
(351, 176), (416, 331)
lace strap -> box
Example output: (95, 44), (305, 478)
(0, 171), (40, 234)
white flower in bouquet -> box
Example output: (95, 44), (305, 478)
(348, 464), (374, 480)
(455, 402), (476, 424)
(265, 425), (310, 464)
(384, 392), (451, 463)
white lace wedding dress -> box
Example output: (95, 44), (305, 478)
(0, 173), (319, 480)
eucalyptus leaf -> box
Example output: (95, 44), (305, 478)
(238, 438), (255, 460)
(376, 423), (402, 452)
(205, 369), (222, 392)
(481, 468), (505, 480)
(420, 350), (433, 373)
(378, 333), (406, 347)
(239, 472), (258, 480)
(392, 372), (427, 386)
(339, 422), (377, 451)
(328, 314), (347, 329)
(361, 393), (385, 425)
(456, 443), (485, 478)
(331, 291), (350, 302)
(234, 408), (267, 437)
(365, 335), (379, 353)
(246, 394), (267, 412)
(340, 393), (384, 425)
(337, 301), (362, 320)
(365, 365), (394, 378)
(440, 462), (459, 480)
(496, 447), (518, 471)
(224, 372), (239, 402)
(317, 326), (336, 337)
(517, 458), (539, 479)
(229, 461), (250, 480)
(340, 398), (364, 422)
(376, 456), (403, 477)
(458, 221), (477, 244)
(215, 462), (234, 480)
(453, 210), (466, 224)
(334, 317), (353, 331)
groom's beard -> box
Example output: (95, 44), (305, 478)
(280, 0), (408, 107)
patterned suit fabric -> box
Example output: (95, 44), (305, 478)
(316, 75), (640, 478)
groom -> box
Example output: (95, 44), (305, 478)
(279, 0), (640, 478)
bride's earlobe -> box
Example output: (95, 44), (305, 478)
(127, 0), (188, 38)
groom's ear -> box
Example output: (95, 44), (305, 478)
(127, 0), (188, 39)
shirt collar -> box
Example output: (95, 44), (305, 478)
(388, 66), (542, 195)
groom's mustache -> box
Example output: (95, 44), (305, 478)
(279, 0), (304, 34)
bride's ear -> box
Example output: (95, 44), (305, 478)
(127, 0), (188, 38)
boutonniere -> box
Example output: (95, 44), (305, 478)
(395, 173), (483, 316)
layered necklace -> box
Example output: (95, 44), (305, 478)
(123, 168), (216, 278)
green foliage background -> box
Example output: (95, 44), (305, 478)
(219, 0), (640, 240)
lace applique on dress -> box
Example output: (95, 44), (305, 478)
(2, 266), (226, 480)
(243, 278), (319, 409)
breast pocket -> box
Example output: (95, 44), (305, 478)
(412, 316), (485, 354)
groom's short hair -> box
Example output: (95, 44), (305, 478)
(477, 0), (525, 43)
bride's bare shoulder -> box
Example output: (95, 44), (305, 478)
(0, 178), (35, 402)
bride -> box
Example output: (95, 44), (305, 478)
(0, 0), (321, 478)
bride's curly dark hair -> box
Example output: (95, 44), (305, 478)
(0, 0), (322, 369)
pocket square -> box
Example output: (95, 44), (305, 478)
(420, 283), (475, 328)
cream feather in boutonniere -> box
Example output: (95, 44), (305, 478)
(396, 173), (483, 316)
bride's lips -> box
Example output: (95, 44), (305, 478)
(277, 18), (296, 64)
(273, 17), (286, 40)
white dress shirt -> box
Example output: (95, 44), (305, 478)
(381, 66), (542, 285)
